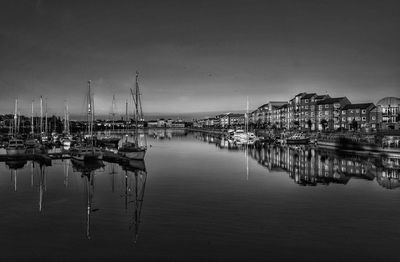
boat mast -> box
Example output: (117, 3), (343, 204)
(87, 80), (94, 147)
(112, 94), (116, 132)
(135, 72), (139, 145)
(31, 100), (34, 136)
(64, 100), (67, 133)
(45, 98), (48, 134)
(66, 102), (69, 134)
(125, 99), (128, 142)
(14, 98), (18, 136)
(40, 96), (43, 134)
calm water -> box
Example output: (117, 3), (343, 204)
(1, 130), (399, 261)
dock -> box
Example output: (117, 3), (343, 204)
(0, 150), (137, 166)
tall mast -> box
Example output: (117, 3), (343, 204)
(14, 98), (18, 136)
(66, 102), (69, 134)
(45, 98), (48, 134)
(87, 80), (92, 137)
(135, 72), (139, 145)
(64, 100), (67, 133)
(125, 99), (128, 142)
(112, 94), (116, 131)
(31, 100), (34, 135)
(40, 96), (43, 134)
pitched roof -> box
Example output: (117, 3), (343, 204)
(317, 97), (348, 105)
(342, 103), (374, 110)
(315, 95), (330, 100)
(301, 93), (317, 99)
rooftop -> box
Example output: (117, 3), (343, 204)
(317, 97), (348, 105)
(342, 103), (375, 110)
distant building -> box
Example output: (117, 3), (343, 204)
(147, 120), (158, 128)
(377, 97), (400, 129)
(157, 118), (166, 127)
(339, 103), (375, 131)
(316, 97), (351, 131)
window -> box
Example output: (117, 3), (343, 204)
(305, 99), (309, 103)
(305, 105), (308, 109)
(372, 116), (376, 120)
(348, 117), (352, 121)
(362, 117), (366, 121)
(334, 103), (340, 108)
(355, 117), (360, 121)
(342, 110), (346, 115)
(319, 105), (323, 110)
(362, 109), (366, 114)
(350, 110), (353, 113)
(325, 104), (329, 108)
(342, 117), (346, 121)
(311, 112), (315, 116)
(355, 109), (360, 114)
(325, 111), (329, 115)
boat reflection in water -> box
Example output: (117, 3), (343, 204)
(71, 158), (147, 242)
(71, 159), (104, 240)
(197, 133), (400, 189)
(120, 160), (147, 244)
(5, 159), (27, 192)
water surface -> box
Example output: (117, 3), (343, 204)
(1, 130), (399, 261)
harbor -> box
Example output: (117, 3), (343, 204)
(1, 1), (400, 261)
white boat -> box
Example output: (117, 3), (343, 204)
(71, 80), (103, 162)
(6, 139), (26, 156)
(118, 142), (146, 160)
(118, 72), (147, 160)
(233, 130), (257, 145)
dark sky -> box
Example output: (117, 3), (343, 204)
(0, 0), (399, 118)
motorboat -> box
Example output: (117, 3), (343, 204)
(286, 133), (310, 145)
(6, 138), (26, 156)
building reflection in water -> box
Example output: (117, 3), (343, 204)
(196, 133), (400, 189)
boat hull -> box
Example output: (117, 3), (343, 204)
(286, 138), (310, 145)
(118, 149), (146, 160)
(6, 148), (26, 156)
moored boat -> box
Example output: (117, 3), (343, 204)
(286, 133), (310, 145)
(6, 139), (26, 156)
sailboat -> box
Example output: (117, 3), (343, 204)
(98, 95), (120, 148)
(6, 99), (26, 156)
(118, 72), (147, 160)
(61, 101), (73, 147)
(71, 80), (103, 162)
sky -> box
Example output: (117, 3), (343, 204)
(0, 0), (399, 119)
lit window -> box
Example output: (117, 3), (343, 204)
(362, 109), (366, 114)
(362, 117), (366, 121)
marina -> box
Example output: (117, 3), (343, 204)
(0, 130), (399, 261)
(1, 1), (400, 261)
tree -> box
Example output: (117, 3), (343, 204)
(307, 119), (312, 132)
(320, 119), (328, 131)
(350, 119), (358, 131)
